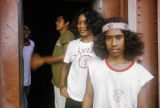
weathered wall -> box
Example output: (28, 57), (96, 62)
(0, 0), (20, 108)
(136, 0), (158, 107)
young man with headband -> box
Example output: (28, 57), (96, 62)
(82, 17), (153, 108)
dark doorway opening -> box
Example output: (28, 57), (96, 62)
(22, 0), (91, 108)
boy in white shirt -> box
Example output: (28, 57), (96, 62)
(82, 17), (153, 108)
(60, 8), (103, 108)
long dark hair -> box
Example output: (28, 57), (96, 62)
(94, 17), (144, 60)
(70, 8), (103, 38)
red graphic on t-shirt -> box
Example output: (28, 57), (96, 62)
(78, 55), (92, 68)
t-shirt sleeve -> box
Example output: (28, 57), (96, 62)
(61, 31), (74, 45)
(139, 66), (154, 87)
(63, 41), (72, 63)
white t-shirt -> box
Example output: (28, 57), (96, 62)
(64, 38), (96, 101)
(88, 58), (153, 108)
(23, 40), (35, 86)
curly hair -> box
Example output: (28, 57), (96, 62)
(70, 8), (103, 38)
(93, 17), (144, 60)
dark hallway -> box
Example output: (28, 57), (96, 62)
(22, 0), (91, 108)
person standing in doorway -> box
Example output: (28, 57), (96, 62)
(23, 25), (35, 108)
(31, 14), (75, 108)
(82, 17), (154, 108)
(60, 8), (103, 108)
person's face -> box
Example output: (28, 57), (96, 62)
(105, 29), (125, 58)
(56, 16), (68, 31)
(77, 14), (92, 37)
(23, 25), (31, 39)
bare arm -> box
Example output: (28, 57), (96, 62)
(82, 73), (93, 108)
(42, 55), (64, 64)
(31, 44), (68, 70)
(31, 53), (44, 70)
(137, 82), (151, 108)
(60, 63), (70, 97)
(43, 44), (68, 64)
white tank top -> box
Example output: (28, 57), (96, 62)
(88, 58), (153, 108)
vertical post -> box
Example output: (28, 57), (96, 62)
(0, 0), (21, 107)
(128, 0), (137, 32)
(136, 0), (158, 108)
(158, 0), (160, 107)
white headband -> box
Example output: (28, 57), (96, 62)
(102, 22), (129, 32)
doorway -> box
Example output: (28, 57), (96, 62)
(22, 0), (91, 108)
